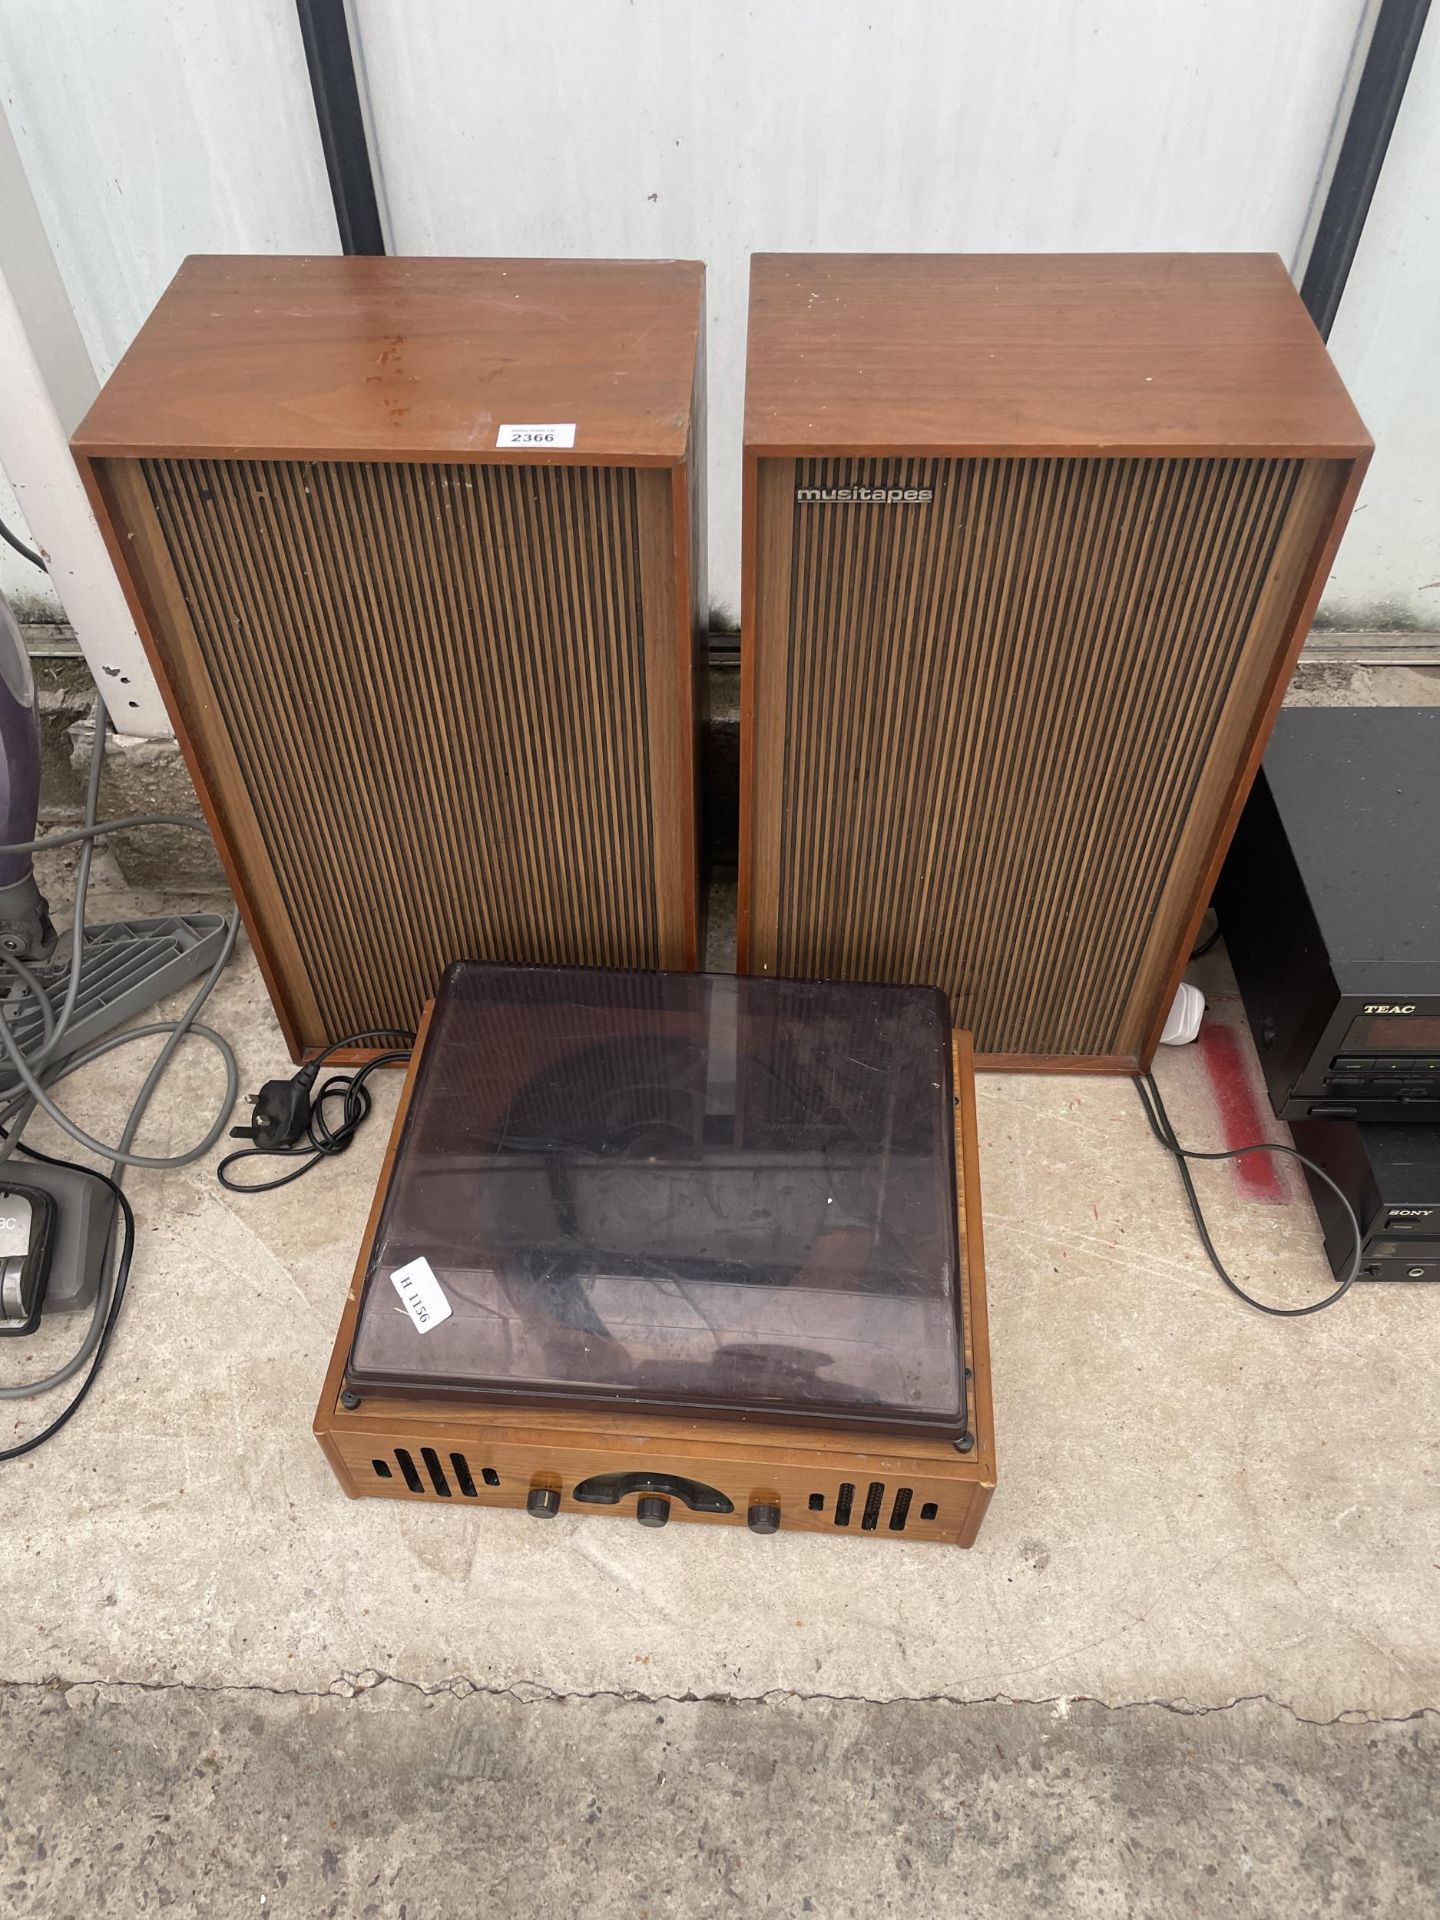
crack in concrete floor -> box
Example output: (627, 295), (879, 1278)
(6, 1672), (1438, 1728)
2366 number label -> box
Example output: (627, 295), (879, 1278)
(497, 422), (577, 449)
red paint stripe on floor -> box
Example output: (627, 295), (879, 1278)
(1198, 1021), (1288, 1204)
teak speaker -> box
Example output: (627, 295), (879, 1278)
(74, 255), (706, 1060)
(738, 253), (1370, 1069)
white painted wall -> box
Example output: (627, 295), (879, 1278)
(0, 99), (176, 730)
(0, 468), (60, 620)
(0, 0), (336, 382)
(1323, 12), (1440, 630)
(354, 0), (1375, 615)
(0, 0), (340, 723)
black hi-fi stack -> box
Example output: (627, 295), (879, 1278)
(1218, 706), (1440, 1282)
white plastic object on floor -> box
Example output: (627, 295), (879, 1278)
(1159, 980), (1205, 1046)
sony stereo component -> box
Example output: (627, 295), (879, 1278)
(739, 253), (1369, 1069)
(73, 257), (706, 1060)
(1217, 707), (1440, 1122)
(1290, 1120), (1440, 1283)
(314, 962), (996, 1546)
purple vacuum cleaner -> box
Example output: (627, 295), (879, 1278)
(0, 593), (54, 963)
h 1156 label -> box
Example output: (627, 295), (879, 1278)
(390, 1256), (453, 1334)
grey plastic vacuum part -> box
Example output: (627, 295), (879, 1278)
(0, 1158), (116, 1318)
(0, 914), (230, 1096)
(0, 875), (53, 962)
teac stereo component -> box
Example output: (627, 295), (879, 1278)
(1218, 706), (1440, 1122)
(73, 257), (706, 1060)
(738, 253), (1369, 1069)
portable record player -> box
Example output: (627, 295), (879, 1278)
(314, 963), (995, 1545)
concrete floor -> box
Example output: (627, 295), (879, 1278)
(2, 1690), (1434, 1917)
(2, 662), (1437, 1915)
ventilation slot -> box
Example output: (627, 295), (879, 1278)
(888, 1487), (913, 1532)
(833, 1482), (855, 1528)
(394, 1448), (423, 1494)
(442, 1455), (498, 1496)
(420, 1447), (451, 1497)
(860, 1482), (886, 1532)
(920, 1501), (939, 1522)
(371, 1459), (392, 1481)
(807, 1493), (825, 1513)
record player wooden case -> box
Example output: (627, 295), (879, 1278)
(315, 1004), (995, 1549)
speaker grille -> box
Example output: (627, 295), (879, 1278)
(751, 454), (1331, 1061)
(140, 456), (675, 1043)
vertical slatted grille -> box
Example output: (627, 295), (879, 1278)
(764, 454), (1309, 1059)
(142, 457), (662, 1041)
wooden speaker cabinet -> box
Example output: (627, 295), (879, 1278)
(739, 254), (1370, 1070)
(73, 256), (706, 1060)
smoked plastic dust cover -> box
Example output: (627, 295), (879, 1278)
(348, 963), (965, 1436)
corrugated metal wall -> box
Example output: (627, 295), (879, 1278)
(0, 0), (335, 618)
(1322, 11), (1440, 631)
(2, 0), (1435, 634)
(355, 0), (1376, 616)
(0, 0), (334, 375)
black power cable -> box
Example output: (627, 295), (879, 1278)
(217, 1028), (413, 1193)
(1, 514), (46, 572)
(1134, 1070), (1360, 1316)
(0, 1137), (134, 1462)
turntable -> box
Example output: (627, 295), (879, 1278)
(314, 963), (995, 1545)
